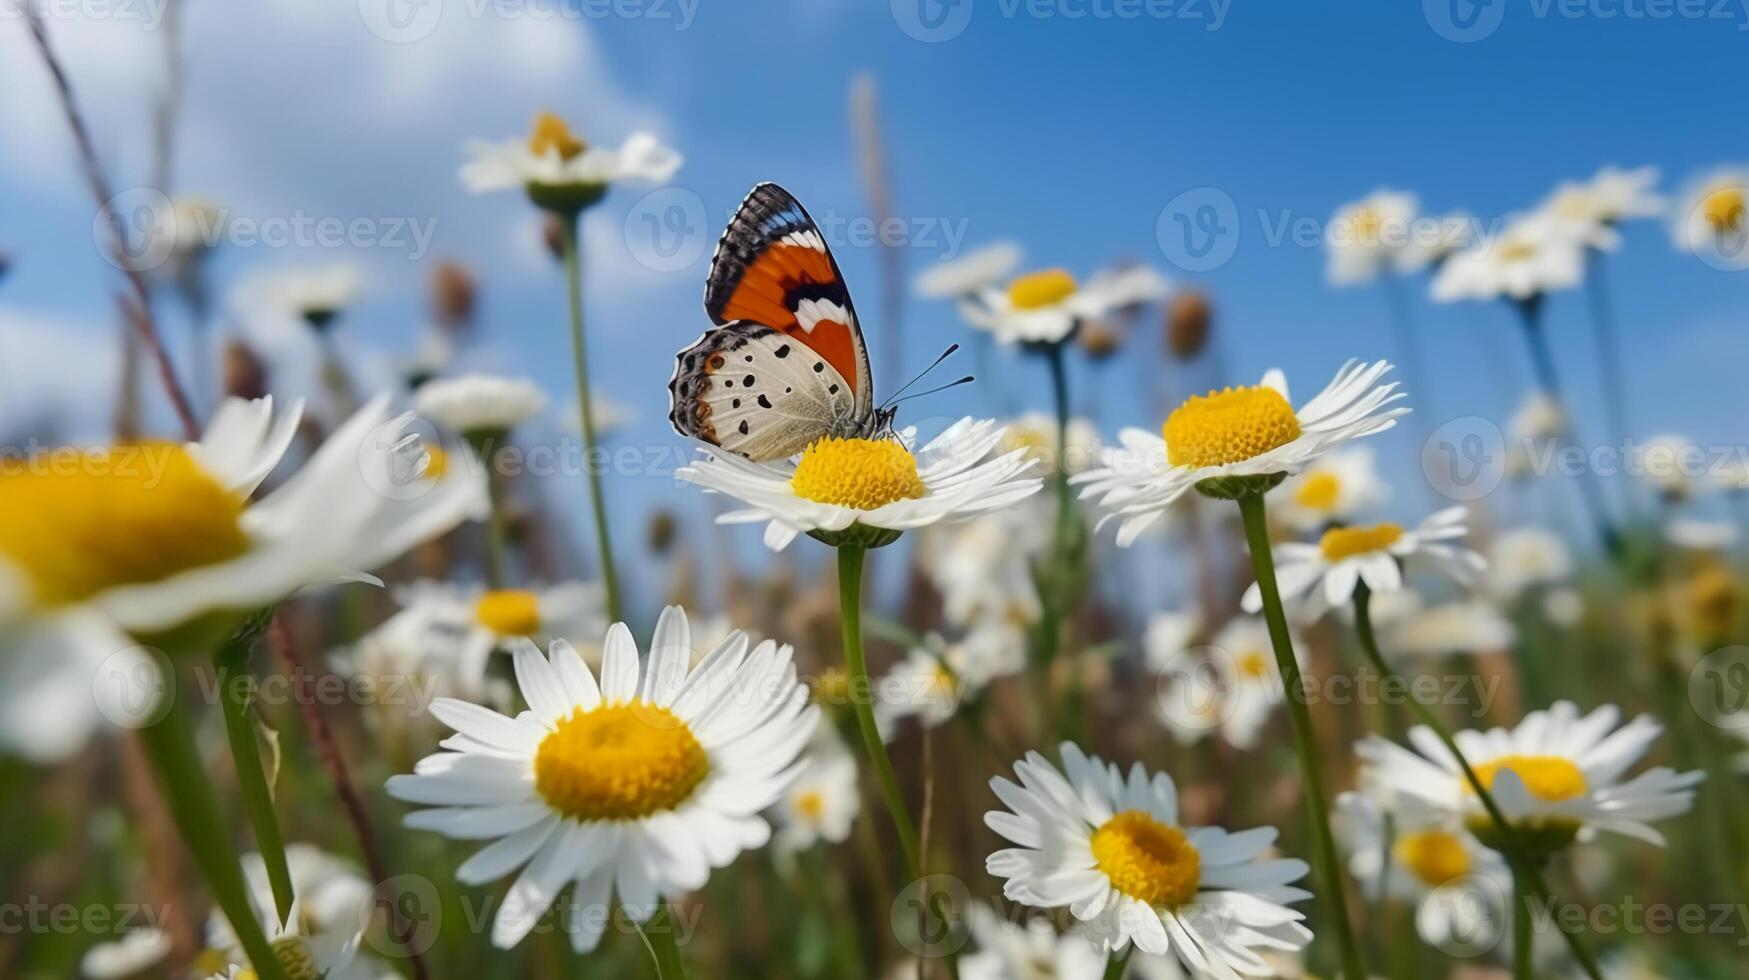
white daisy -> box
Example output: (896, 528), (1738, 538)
(1538, 165), (1664, 251)
(1384, 599), (1516, 659)
(915, 241), (1024, 299)
(1272, 448), (1388, 533)
(147, 194), (224, 276)
(1075, 360), (1409, 547)
(359, 580), (606, 704)
(1324, 189), (1423, 285)
(1486, 526), (1572, 600)
(81, 928), (170, 980)
(1154, 616), (1300, 751)
(917, 512), (1045, 628)
(208, 893), (378, 980)
(1541, 588), (1585, 628)
(961, 266), (1170, 346)
(677, 418), (1043, 551)
(461, 112), (681, 201)
(1506, 390), (1566, 478)
(1357, 701), (1703, 851)
(769, 721), (860, 854)
(1143, 609), (1202, 674)
(1334, 790), (1509, 954)
(415, 373), (548, 436)
(1670, 165), (1749, 269)
(205, 845), (396, 980)
(1240, 507), (1484, 618)
(387, 606), (815, 952)
(1639, 432), (1700, 502)
(1003, 412), (1103, 478)
(958, 904), (1112, 979)
(983, 742), (1313, 973)
(875, 620), (1026, 737)
(1399, 210), (1477, 271)
(1666, 516), (1737, 552)
(0, 395), (486, 762)
(247, 264), (364, 328)
(1430, 212), (1588, 303)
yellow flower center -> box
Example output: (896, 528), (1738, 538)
(1236, 650), (1271, 679)
(1319, 522), (1404, 562)
(0, 443), (250, 610)
(1091, 810), (1201, 908)
(474, 589), (543, 636)
(422, 444), (449, 480)
(1703, 187), (1746, 233)
(1006, 269), (1078, 310)
(790, 437), (926, 510)
(193, 950), (231, 977)
(528, 111), (587, 161)
(1393, 829), (1473, 889)
(1163, 385), (1302, 469)
(795, 790), (826, 820)
(1351, 206), (1383, 246)
(1550, 189), (1595, 221)
(1293, 471), (1342, 512)
(1498, 237), (1540, 263)
(265, 936), (321, 980)
(534, 704), (710, 821)
(928, 661), (957, 696)
(1468, 755), (1588, 803)
(813, 667), (851, 705)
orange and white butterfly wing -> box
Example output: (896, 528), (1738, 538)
(669, 183), (874, 461)
(669, 321), (861, 461)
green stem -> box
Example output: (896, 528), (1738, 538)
(1381, 272), (1437, 462)
(1512, 867), (1533, 980)
(1042, 342), (1086, 740)
(1582, 252), (1635, 492)
(215, 634), (295, 929)
(640, 901), (690, 979)
(1235, 493), (1366, 980)
(1511, 297), (1623, 559)
(471, 435), (508, 589)
(1101, 947), (1132, 980)
(1351, 584), (1604, 980)
(137, 680), (293, 980)
(837, 545), (921, 879)
(558, 209), (623, 622)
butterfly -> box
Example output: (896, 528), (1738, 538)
(668, 183), (894, 462)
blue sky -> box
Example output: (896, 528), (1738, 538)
(2, 1), (1745, 598)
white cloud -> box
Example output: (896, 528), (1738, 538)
(1, 1), (678, 295)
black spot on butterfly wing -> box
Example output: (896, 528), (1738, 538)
(669, 321), (772, 443)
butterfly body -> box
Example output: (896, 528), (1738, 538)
(670, 183), (889, 461)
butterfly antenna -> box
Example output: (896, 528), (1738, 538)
(880, 344), (960, 408)
(888, 375), (975, 406)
